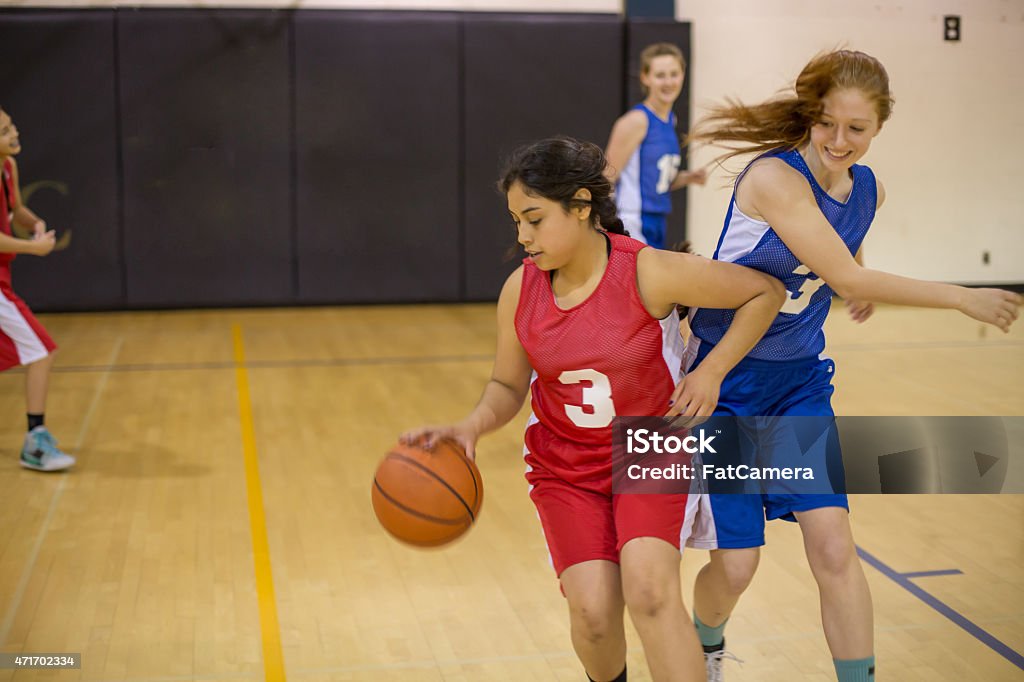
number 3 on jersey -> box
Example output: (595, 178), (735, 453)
(559, 369), (615, 428)
(781, 264), (827, 314)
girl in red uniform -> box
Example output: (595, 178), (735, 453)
(0, 107), (74, 472)
(404, 137), (785, 682)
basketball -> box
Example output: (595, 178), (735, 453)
(371, 438), (484, 547)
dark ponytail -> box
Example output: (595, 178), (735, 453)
(591, 193), (626, 235)
(498, 136), (626, 235)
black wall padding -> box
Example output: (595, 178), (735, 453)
(118, 9), (292, 307)
(1, 10), (693, 310)
(0, 10), (122, 310)
(625, 19), (692, 249)
(462, 13), (624, 300)
(294, 11), (460, 304)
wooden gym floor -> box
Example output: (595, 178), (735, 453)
(0, 301), (1021, 681)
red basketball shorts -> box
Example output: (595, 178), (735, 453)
(527, 470), (688, 576)
(0, 280), (56, 371)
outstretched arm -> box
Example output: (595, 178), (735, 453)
(638, 248), (787, 419)
(669, 165), (708, 191)
(401, 267), (533, 460)
(744, 160), (1021, 331)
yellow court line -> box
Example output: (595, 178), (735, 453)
(232, 324), (287, 682)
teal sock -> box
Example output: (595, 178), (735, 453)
(693, 613), (727, 648)
(834, 656), (875, 682)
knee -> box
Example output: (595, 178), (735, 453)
(568, 597), (620, 645)
(621, 575), (674, 621)
(28, 350), (56, 367)
(807, 535), (857, 578)
(709, 550), (759, 596)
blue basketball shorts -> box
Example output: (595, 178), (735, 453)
(619, 212), (669, 249)
(640, 213), (668, 250)
(680, 337), (849, 550)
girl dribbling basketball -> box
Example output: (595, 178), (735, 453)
(403, 137), (786, 682)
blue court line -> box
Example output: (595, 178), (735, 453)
(900, 569), (964, 579)
(856, 546), (1024, 671)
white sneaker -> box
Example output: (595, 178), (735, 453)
(20, 426), (75, 472)
(704, 645), (743, 682)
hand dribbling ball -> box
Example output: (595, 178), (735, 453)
(371, 438), (483, 547)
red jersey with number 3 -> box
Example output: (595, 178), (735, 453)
(515, 232), (685, 494)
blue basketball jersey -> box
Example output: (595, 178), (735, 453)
(615, 104), (681, 220)
(689, 148), (877, 361)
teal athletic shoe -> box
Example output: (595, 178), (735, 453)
(20, 426), (75, 472)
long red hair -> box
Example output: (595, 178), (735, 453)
(689, 50), (894, 163)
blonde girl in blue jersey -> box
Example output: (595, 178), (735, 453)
(679, 50), (1020, 682)
(605, 43), (707, 249)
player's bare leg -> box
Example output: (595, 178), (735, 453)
(796, 507), (875, 679)
(692, 548), (759, 632)
(620, 537), (705, 681)
(20, 351), (73, 472)
(25, 350), (55, 413)
(560, 560), (628, 681)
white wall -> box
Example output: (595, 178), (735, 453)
(679, 0), (1024, 283)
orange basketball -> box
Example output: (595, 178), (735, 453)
(371, 438), (483, 547)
